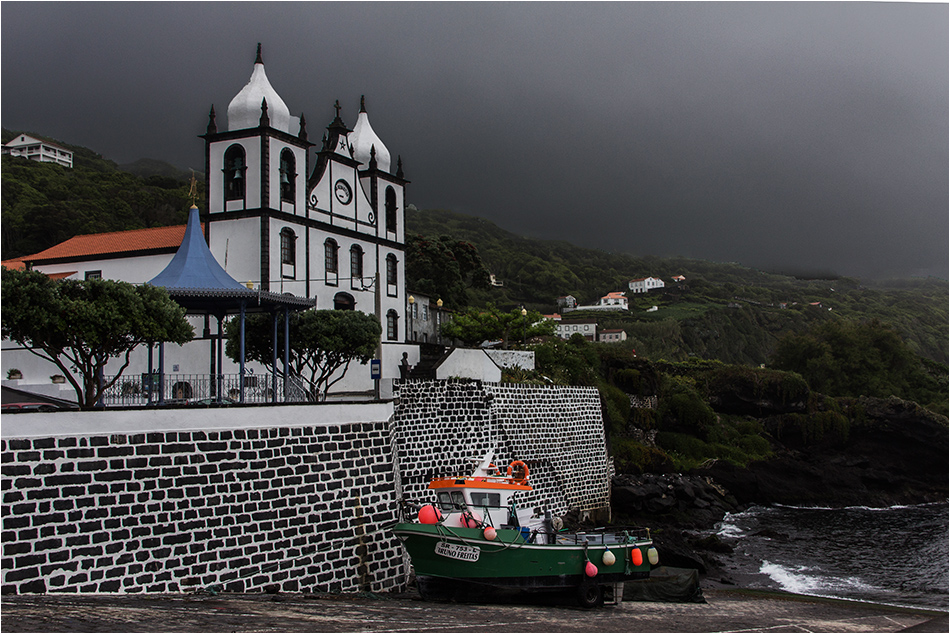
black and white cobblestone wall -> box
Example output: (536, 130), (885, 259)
(3, 381), (612, 595)
(1, 404), (406, 595)
(393, 379), (611, 518)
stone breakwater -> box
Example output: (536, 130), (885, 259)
(394, 379), (612, 518)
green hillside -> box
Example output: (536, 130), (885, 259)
(1, 129), (197, 260)
(406, 208), (948, 366)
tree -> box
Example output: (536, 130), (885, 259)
(224, 309), (381, 401)
(440, 304), (555, 349)
(404, 233), (491, 308)
(771, 319), (948, 414)
(1, 268), (193, 409)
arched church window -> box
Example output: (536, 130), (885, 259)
(385, 186), (397, 233)
(224, 145), (246, 201)
(325, 238), (339, 286)
(386, 253), (398, 297)
(279, 149), (296, 202)
(386, 309), (399, 341)
(350, 245), (364, 289)
(280, 228), (296, 265)
(334, 292), (355, 311)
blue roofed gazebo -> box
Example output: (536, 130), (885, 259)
(147, 204), (314, 404)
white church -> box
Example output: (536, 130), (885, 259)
(2, 45), (419, 403)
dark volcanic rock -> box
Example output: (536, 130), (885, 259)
(695, 396), (948, 508)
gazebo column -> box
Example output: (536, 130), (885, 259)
(239, 301), (246, 403)
(158, 343), (165, 406)
(207, 314), (216, 399)
(271, 312), (278, 404)
(283, 307), (290, 402)
(147, 344), (154, 406)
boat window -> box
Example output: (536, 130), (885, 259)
(451, 491), (466, 509)
(470, 492), (501, 508)
(436, 492), (454, 511)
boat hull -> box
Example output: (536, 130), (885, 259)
(393, 523), (652, 590)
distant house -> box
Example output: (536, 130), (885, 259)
(3, 134), (73, 168)
(555, 319), (597, 342)
(629, 277), (664, 294)
(557, 295), (578, 312)
(598, 292), (628, 310)
(672, 275), (686, 283)
(406, 291), (451, 345)
(489, 274), (504, 287)
(599, 329), (627, 343)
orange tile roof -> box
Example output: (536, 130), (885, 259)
(1, 258), (27, 270)
(47, 271), (78, 280)
(18, 224), (193, 263)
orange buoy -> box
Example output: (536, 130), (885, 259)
(483, 526), (497, 541)
(631, 547), (643, 566)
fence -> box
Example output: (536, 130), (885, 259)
(101, 372), (309, 406)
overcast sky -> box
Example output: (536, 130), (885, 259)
(2, 2), (947, 280)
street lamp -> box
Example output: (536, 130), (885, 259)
(407, 295), (414, 342)
(521, 306), (527, 345)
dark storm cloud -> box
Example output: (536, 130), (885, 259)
(2, 2), (946, 279)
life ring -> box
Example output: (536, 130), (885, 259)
(507, 460), (529, 484)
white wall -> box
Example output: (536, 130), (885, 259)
(485, 349), (535, 371)
(0, 401), (394, 439)
(435, 348), (502, 382)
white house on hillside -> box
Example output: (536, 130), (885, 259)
(555, 319), (597, 342)
(3, 134), (73, 168)
(599, 329), (627, 343)
(629, 276), (665, 293)
(598, 292), (628, 310)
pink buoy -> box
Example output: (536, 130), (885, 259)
(460, 510), (482, 528)
(483, 526), (497, 541)
(631, 547), (643, 566)
(585, 561), (598, 577)
(418, 504), (442, 525)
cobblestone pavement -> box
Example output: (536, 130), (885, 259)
(1, 589), (946, 633)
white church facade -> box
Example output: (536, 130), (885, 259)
(2, 45), (418, 401)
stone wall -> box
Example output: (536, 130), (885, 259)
(1, 404), (407, 595)
(393, 379), (610, 518)
(2, 381), (613, 595)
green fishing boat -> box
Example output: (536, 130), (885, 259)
(393, 454), (657, 607)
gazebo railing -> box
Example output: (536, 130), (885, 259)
(102, 373), (310, 406)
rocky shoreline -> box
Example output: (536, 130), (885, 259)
(606, 396), (949, 583)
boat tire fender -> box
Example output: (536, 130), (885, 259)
(576, 578), (604, 609)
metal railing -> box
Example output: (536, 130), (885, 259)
(101, 372), (310, 407)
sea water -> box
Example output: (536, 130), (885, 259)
(714, 502), (949, 610)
